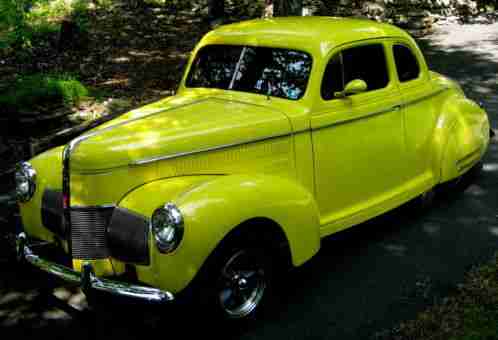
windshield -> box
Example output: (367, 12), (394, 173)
(186, 45), (313, 100)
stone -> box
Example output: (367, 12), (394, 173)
(362, 1), (386, 16)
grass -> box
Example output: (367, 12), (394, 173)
(0, 73), (89, 113)
(390, 254), (498, 340)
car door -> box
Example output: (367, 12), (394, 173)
(390, 41), (437, 182)
(311, 41), (408, 235)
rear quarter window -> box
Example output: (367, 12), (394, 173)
(393, 44), (421, 82)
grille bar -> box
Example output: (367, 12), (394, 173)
(70, 207), (114, 259)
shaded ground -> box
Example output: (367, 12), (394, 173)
(0, 16), (497, 340)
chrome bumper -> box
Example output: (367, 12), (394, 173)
(16, 232), (174, 304)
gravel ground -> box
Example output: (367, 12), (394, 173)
(0, 20), (497, 340)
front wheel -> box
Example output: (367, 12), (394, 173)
(192, 242), (276, 321)
(216, 248), (269, 319)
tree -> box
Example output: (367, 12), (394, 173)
(207, 0), (225, 21)
(273, 0), (303, 16)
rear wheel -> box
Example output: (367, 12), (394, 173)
(439, 161), (483, 194)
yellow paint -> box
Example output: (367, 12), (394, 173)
(18, 18), (489, 294)
(72, 258), (119, 277)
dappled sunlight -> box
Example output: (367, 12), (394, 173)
(483, 162), (498, 172)
(418, 21), (498, 129)
(422, 222), (440, 235)
(0, 287), (75, 327)
(489, 227), (498, 237)
(111, 56), (131, 63)
(99, 78), (130, 86)
(382, 243), (407, 256)
(463, 184), (487, 196)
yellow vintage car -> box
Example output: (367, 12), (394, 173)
(15, 17), (489, 320)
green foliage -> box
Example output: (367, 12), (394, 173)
(0, 74), (89, 112)
(0, 0), (31, 49)
(0, 0), (93, 51)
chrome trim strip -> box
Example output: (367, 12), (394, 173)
(70, 204), (116, 210)
(62, 99), (210, 241)
(311, 105), (400, 132)
(456, 146), (481, 166)
(16, 233), (173, 303)
(65, 98), (210, 162)
(130, 131), (297, 166)
(312, 86), (449, 133)
(130, 89), (447, 167)
(401, 86), (448, 108)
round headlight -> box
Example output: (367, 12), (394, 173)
(15, 162), (36, 203)
(151, 203), (184, 254)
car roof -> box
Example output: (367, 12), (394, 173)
(202, 16), (411, 57)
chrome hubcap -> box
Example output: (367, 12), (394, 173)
(218, 250), (266, 318)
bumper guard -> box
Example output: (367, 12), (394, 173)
(16, 232), (174, 304)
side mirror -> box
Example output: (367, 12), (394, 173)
(334, 79), (368, 98)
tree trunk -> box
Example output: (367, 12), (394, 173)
(273, 0), (303, 16)
(207, 0), (225, 21)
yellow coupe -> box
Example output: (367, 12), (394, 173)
(15, 17), (489, 320)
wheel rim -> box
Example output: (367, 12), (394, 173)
(217, 249), (266, 319)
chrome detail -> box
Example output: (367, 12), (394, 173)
(70, 207), (114, 259)
(401, 86), (448, 108)
(456, 146), (481, 167)
(151, 203), (184, 254)
(131, 132), (294, 166)
(61, 99), (210, 236)
(313, 87), (449, 132)
(70, 204), (116, 210)
(16, 233), (174, 303)
(16, 232), (27, 262)
(15, 162), (37, 203)
(312, 106), (401, 132)
(218, 249), (266, 319)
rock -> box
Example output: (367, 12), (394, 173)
(362, 1), (386, 17)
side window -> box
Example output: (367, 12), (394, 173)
(393, 44), (420, 82)
(321, 54), (343, 100)
(321, 44), (389, 100)
(342, 44), (389, 92)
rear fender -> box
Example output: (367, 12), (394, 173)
(433, 95), (489, 183)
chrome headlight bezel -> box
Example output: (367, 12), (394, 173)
(15, 162), (36, 203)
(150, 203), (184, 254)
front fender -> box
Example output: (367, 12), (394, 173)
(118, 174), (321, 293)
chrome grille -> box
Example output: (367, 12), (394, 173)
(70, 207), (114, 259)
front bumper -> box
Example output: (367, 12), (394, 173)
(15, 232), (174, 304)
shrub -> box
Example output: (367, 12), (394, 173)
(0, 74), (89, 113)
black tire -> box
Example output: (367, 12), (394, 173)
(439, 160), (483, 195)
(191, 239), (277, 322)
(416, 187), (436, 210)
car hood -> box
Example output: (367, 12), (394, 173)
(70, 96), (292, 171)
